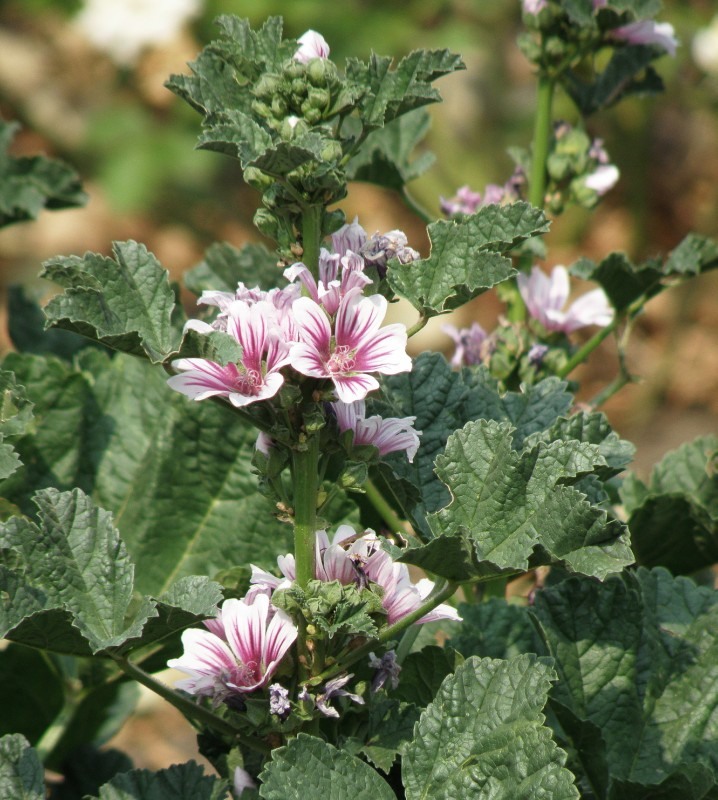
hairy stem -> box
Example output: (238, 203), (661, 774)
(292, 434), (320, 589)
(301, 204), (324, 281)
(528, 75), (555, 210)
(557, 317), (617, 378)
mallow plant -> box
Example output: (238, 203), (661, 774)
(2, 4), (718, 799)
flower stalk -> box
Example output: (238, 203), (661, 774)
(292, 433), (321, 589)
(528, 74), (555, 210)
(301, 204), (324, 281)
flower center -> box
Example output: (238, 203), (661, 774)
(327, 345), (356, 374)
(230, 659), (260, 689)
(234, 367), (262, 395)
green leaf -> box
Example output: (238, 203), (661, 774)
(174, 328), (244, 367)
(524, 410), (635, 479)
(197, 110), (272, 163)
(0, 118), (86, 229)
(184, 241), (279, 296)
(532, 568), (718, 797)
(346, 109), (435, 191)
(259, 733), (396, 800)
(0, 488), (154, 653)
(402, 654), (579, 799)
(403, 419), (634, 581)
(392, 645), (464, 708)
(622, 435), (718, 575)
(166, 16), (294, 117)
(350, 698), (420, 774)
(572, 235), (718, 312)
(51, 747), (134, 800)
(347, 49), (465, 130)
(41, 241), (183, 363)
(0, 644), (64, 744)
(0, 734), (44, 800)
(372, 358), (575, 539)
(1, 352), (292, 597)
(564, 46), (664, 117)
(387, 202), (549, 316)
(449, 598), (542, 661)
(93, 761), (226, 800)
(0, 370), (33, 481)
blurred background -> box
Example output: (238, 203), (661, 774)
(1, 0), (717, 774)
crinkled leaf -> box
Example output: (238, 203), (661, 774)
(259, 733), (396, 800)
(461, 368), (574, 447)
(0, 734), (44, 800)
(0, 488), (154, 652)
(166, 16), (293, 117)
(564, 46), (664, 117)
(401, 419), (633, 581)
(1, 352), (293, 596)
(402, 654), (579, 799)
(0, 118), (86, 228)
(196, 109), (272, 162)
(525, 410), (635, 479)
(346, 109), (435, 190)
(184, 241), (279, 296)
(0, 370), (33, 481)
(347, 49), (465, 130)
(372, 358), (575, 539)
(388, 203), (549, 316)
(8, 286), (108, 359)
(449, 598), (543, 661)
(622, 435), (718, 575)
(41, 241), (183, 363)
(532, 568), (718, 797)
(93, 761), (226, 800)
(174, 327), (244, 366)
(572, 235), (718, 311)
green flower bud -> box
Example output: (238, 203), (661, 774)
(291, 78), (308, 97)
(302, 106), (323, 125)
(251, 99), (272, 120)
(283, 60), (306, 81)
(243, 167), (273, 191)
(271, 95), (288, 116)
(307, 86), (331, 111)
(253, 74), (281, 99)
(320, 140), (343, 162)
(306, 57), (335, 86)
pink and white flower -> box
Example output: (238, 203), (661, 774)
(167, 299), (292, 407)
(167, 592), (298, 702)
(333, 399), (421, 462)
(522, 0), (548, 14)
(612, 20), (678, 56)
(294, 30), (330, 63)
(518, 265), (614, 334)
(290, 288), (412, 403)
(284, 250), (371, 317)
(233, 767), (256, 797)
(251, 526), (460, 627)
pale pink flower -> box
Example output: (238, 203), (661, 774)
(167, 593), (298, 702)
(518, 266), (614, 334)
(284, 250), (371, 317)
(522, 0), (548, 13)
(584, 164), (620, 195)
(251, 526), (460, 627)
(332, 400), (421, 462)
(442, 322), (490, 367)
(294, 30), (330, 63)
(612, 20), (678, 56)
(233, 767), (256, 797)
(167, 300), (292, 407)
(361, 230), (420, 275)
(440, 177), (521, 217)
(290, 288), (411, 403)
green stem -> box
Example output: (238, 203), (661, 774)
(528, 75), (555, 210)
(406, 315), (428, 338)
(109, 654), (270, 754)
(301, 204), (324, 281)
(557, 317), (617, 379)
(364, 478), (407, 535)
(35, 688), (83, 763)
(401, 187), (434, 225)
(292, 434), (320, 589)
(395, 624), (421, 665)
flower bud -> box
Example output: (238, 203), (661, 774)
(320, 140), (343, 162)
(283, 60), (306, 81)
(306, 57), (333, 85)
(307, 86), (331, 111)
(271, 95), (288, 116)
(251, 99), (272, 120)
(253, 74), (281, 99)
